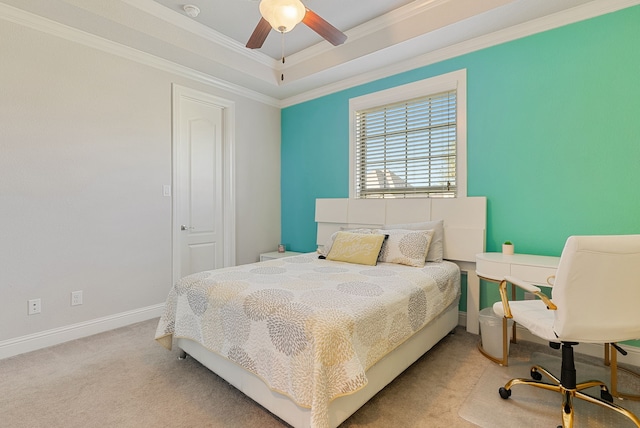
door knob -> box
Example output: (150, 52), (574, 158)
(180, 225), (194, 231)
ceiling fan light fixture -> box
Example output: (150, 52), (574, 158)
(259, 0), (306, 33)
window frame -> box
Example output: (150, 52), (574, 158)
(349, 69), (467, 198)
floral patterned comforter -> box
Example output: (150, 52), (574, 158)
(155, 253), (460, 427)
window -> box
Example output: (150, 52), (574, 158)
(349, 69), (466, 198)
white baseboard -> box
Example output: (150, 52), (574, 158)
(458, 310), (467, 328)
(0, 304), (164, 360)
(4, 307), (639, 370)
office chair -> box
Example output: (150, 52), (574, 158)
(493, 235), (640, 428)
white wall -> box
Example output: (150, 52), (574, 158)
(0, 18), (281, 348)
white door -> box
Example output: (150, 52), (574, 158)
(174, 88), (225, 279)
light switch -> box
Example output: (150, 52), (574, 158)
(163, 185), (171, 197)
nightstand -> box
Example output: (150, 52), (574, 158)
(259, 251), (302, 261)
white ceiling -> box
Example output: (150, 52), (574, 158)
(151, 0), (419, 60)
(2, 0), (636, 105)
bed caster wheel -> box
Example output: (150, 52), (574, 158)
(601, 389), (614, 403)
(499, 387), (511, 399)
(531, 368), (542, 381)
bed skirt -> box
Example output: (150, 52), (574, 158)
(176, 297), (460, 428)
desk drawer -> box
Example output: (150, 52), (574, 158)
(476, 259), (511, 281)
(511, 264), (556, 286)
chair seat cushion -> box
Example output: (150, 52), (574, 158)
(493, 300), (557, 342)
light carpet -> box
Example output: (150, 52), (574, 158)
(3, 318), (639, 428)
(0, 319), (486, 428)
(459, 350), (640, 427)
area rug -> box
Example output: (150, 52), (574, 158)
(459, 351), (640, 427)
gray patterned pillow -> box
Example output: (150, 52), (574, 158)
(374, 228), (434, 267)
(382, 220), (444, 262)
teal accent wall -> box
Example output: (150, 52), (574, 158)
(281, 7), (640, 313)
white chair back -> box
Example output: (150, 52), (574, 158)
(552, 235), (640, 343)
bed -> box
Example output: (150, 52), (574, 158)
(155, 197), (486, 428)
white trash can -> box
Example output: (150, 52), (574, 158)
(479, 307), (514, 359)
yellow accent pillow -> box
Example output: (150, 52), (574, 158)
(326, 231), (386, 266)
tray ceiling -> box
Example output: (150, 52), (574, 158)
(1, 0), (634, 104)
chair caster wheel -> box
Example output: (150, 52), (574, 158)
(499, 387), (511, 399)
(531, 368), (542, 381)
(601, 389), (614, 403)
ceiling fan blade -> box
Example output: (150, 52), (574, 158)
(302, 8), (347, 46)
(246, 17), (271, 49)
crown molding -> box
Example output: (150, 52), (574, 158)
(121, 0), (278, 69)
(2, 0), (638, 109)
(0, 2), (280, 107)
(280, 0), (640, 107)
(121, 0), (455, 72)
(283, 0), (452, 67)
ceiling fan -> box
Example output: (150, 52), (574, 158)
(246, 0), (347, 50)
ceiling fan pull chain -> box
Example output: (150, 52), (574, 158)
(281, 31), (285, 81)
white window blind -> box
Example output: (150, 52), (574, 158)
(354, 90), (457, 198)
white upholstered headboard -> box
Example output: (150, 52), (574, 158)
(315, 197), (486, 263)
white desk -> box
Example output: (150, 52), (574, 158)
(469, 253), (559, 334)
(476, 254), (639, 393)
(476, 252), (559, 284)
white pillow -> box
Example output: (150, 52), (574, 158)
(374, 228), (434, 267)
(318, 228), (373, 257)
(382, 220), (444, 262)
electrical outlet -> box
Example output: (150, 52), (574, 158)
(28, 298), (41, 315)
(71, 290), (83, 306)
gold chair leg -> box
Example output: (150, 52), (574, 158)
(575, 379), (608, 392)
(503, 379), (575, 427)
(478, 279), (518, 366)
(561, 391), (574, 428)
(477, 315), (510, 366)
(533, 364), (560, 384)
(502, 368), (640, 428)
(575, 389), (640, 427)
(606, 343), (640, 401)
(504, 376), (562, 394)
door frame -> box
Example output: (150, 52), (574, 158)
(171, 84), (236, 284)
